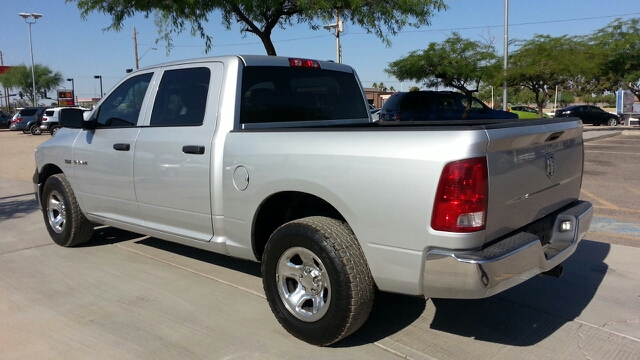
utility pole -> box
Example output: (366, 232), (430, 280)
(323, 11), (343, 63)
(335, 12), (342, 64)
(0, 51), (5, 108)
(134, 27), (140, 70)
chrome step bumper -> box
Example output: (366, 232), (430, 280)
(422, 200), (594, 299)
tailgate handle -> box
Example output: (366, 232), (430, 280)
(113, 143), (130, 151)
(182, 145), (205, 155)
(545, 132), (564, 142)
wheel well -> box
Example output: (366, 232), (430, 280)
(36, 164), (63, 197)
(252, 191), (345, 261)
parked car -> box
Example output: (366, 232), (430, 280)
(554, 105), (620, 126)
(508, 105), (549, 119)
(10, 107), (49, 134)
(0, 109), (12, 128)
(379, 91), (518, 121)
(41, 107), (91, 136)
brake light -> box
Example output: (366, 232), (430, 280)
(15, 117), (23, 123)
(289, 58), (321, 68)
(431, 157), (487, 232)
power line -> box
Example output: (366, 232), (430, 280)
(139, 12), (640, 49)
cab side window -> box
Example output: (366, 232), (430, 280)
(96, 73), (153, 128)
(150, 67), (211, 127)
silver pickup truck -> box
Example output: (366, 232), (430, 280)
(33, 55), (593, 346)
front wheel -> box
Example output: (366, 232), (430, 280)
(262, 216), (375, 346)
(41, 174), (93, 247)
(607, 117), (618, 126)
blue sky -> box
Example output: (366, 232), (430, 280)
(2, 0), (639, 100)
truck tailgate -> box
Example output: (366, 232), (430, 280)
(484, 120), (584, 241)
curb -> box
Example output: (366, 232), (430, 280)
(583, 131), (622, 142)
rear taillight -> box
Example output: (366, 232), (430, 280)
(394, 113), (401, 121)
(15, 117), (23, 123)
(431, 157), (488, 232)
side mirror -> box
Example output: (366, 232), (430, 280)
(58, 108), (85, 129)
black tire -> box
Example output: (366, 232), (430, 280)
(50, 125), (61, 136)
(41, 174), (93, 247)
(30, 124), (42, 135)
(262, 216), (375, 346)
(607, 117), (618, 126)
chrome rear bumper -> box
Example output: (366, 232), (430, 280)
(422, 200), (593, 299)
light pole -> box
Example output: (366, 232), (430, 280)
(502, 0), (509, 111)
(19, 12), (42, 107)
(67, 78), (74, 105)
(94, 75), (103, 98)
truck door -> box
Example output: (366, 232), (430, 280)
(133, 64), (222, 242)
(72, 72), (154, 225)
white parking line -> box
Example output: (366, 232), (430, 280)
(584, 151), (640, 155)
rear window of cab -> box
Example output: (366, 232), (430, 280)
(240, 66), (368, 124)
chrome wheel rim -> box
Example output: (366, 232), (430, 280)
(46, 190), (66, 234)
(276, 246), (331, 322)
(608, 118), (617, 126)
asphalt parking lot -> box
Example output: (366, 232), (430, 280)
(1, 127), (639, 359)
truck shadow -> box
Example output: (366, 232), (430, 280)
(0, 193), (39, 221)
(82, 227), (609, 348)
(346, 240), (609, 347)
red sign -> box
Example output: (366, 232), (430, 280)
(0, 66), (12, 75)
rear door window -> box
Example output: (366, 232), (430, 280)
(20, 109), (37, 116)
(240, 66), (367, 124)
(150, 67), (211, 126)
(44, 110), (55, 116)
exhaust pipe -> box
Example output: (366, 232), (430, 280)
(540, 264), (563, 278)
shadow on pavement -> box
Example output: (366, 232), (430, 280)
(135, 237), (262, 278)
(427, 240), (609, 346)
(342, 240), (609, 347)
(77, 225), (610, 348)
(0, 192), (39, 221)
(81, 226), (150, 246)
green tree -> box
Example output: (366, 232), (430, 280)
(69, 0), (447, 56)
(590, 18), (640, 99)
(371, 82), (378, 90)
(385, 32), (500, 119)
(0, 64), (63, 106)
(506, 35), (591, 116)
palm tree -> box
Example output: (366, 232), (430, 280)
(0, 64), (63, 105)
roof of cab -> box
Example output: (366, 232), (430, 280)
(133, 54), (354, 73)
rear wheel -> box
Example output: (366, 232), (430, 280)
(50, 125), (61, 136)
(30, 124), (42, 135)
(262, 216), (375, 346)
(42, 174), (93, 247)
